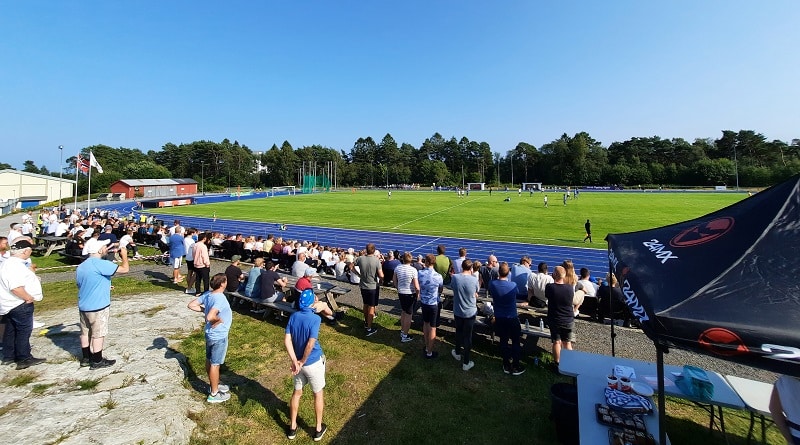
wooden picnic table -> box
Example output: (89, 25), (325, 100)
(35, 235), (68, 257)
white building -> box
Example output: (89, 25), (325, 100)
(0, 169), (75, 214)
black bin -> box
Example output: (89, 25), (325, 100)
(550, 382), (579, 445)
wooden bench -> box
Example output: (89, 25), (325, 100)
(225, 291), (297, 319)
(58, 251), (86, 264)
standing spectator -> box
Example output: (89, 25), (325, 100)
(450, 259), (479, 371)
(183, 228), (197, 295)
(193, 232), (212, 296)
(7, 223), (23, 245)
(546, 265), (575, 371)
(527, 262), (554, 308)
(187, 273), (232, 403)
(452, 247), (467, 274)
(284, 290), (328, 441)
(392, 251), (419, 343)
(350, 243), (383, 336)
(583, 219), (592, 243)
(769, 375), (800, 445)
(419, 254), (444, 358)
(510, 256), (532, 301)
(544, 195), (548, 207)
(76, 237), (130, 369)
(168, 227), (186, 284)
(489, 262), (526, 375)
(561, 260), (583, 316)
(433, 244), (453, 286)
(0, 239), (45, 369)
(381, 250), (400, 286)
(168, 219), (182, 236)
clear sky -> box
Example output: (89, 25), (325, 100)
(2, 1), (798, 171)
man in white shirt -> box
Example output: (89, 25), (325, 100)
(527, 262), (554, 308)
(7, 223), (23, 244)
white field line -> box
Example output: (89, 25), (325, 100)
(391, 197), (480, 230)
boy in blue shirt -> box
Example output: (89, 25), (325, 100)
(285, 289), (327, 441)
(188, 273), (232, 403)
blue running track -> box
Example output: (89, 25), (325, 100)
(100, 195), (609, 277)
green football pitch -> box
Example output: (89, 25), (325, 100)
(154, 190), (746, 248)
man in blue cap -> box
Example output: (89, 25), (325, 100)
(285, 289), (327, 441)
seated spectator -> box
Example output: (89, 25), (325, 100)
(381, 251), (401, 286)
(257, 260), (287, 304)
(479, 255), (499, 295)
(224, 255), (245, 293)
(510, 256), (532, 301)
(243, 258), (265, 299)
(576, 267), (599, 319)
(334, 253), (348, 282)
(118, 228), (141, 259)
(527, 262), (553, 309)
(597, 274), (635, 326)
(292, 252), (313, 277)
(294, 267), (316, 292)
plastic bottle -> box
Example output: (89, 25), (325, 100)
(539, 318), (544, 330)
(525, 319), (530, 330)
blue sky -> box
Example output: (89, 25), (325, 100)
(2, 1), (798, 171)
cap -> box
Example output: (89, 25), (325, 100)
(231, 255), (242, 262)
(298, 289), (315, 309)
(10, 239), (33, 249)
(85, 238), (111, 254)
(304, 268), (316, 277)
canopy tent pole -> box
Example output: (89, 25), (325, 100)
(608, 243), (617, 357)
(656, 341), (668, 445)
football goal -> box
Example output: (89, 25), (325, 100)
(522, 182), (543, 191)
(270, 186), (296, 197)
(467, 182), (485, 190)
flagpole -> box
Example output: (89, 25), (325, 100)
(87, 153), (92, 213)
(74, 155), (79, 212)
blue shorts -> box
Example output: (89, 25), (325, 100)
(205, 336), (229, 366)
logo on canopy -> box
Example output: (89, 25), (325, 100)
(670, 217), (734, 248)
(698, 327), (748, 356)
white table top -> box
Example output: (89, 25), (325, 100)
(561, 350), (745, 410)
(575, 373), (669, 445)
(725, 375), (774, 417)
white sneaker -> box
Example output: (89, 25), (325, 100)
(32, 320), (45, 329)
(400, 333), (413, 343)
(217, 384), (230, 393)
(451, 349), (462, 361)
(185, 288), (196, 295)
(462, 361), (475, 371)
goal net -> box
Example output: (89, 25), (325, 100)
(467, 182), (485, 190)
(522, 182), (542, 191)
(270, 186), (296, 197)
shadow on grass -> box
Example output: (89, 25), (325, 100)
(324, 308), (567, 445)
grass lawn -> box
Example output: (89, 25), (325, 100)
(178, 308), (781, 445)
(154, 190), (746, 247)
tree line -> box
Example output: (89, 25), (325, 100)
(15, 129), (800, 194)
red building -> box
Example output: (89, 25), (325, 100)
(109, 178), (198, 199)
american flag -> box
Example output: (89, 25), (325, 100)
(77, 155), (90, 175)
